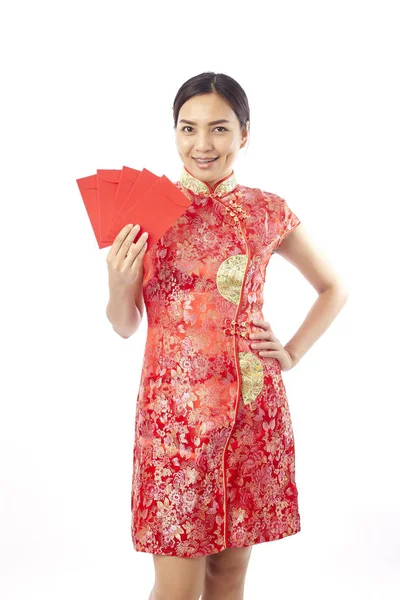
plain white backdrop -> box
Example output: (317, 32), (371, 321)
(1, 0), (399, 598)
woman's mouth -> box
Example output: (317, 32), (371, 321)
(193, 157), (219, 169)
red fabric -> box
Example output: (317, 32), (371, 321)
(131, 168), (302, 558)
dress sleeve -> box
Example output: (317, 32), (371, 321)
(273, 196), (301, 252)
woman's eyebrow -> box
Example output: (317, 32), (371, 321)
(179, 119), (231, 126)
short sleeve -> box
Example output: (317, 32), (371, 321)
(273, 196), (301, 252)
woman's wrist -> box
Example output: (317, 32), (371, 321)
(284, 346), (300, 368)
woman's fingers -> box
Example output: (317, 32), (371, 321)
(107, 224), (137, 259)
(126, 235), (148, 268)
(107, 223), (148, 263)
(251, 329), (275, 341)
(119, 224), (144, 257)
(106, 223), (149, 287)
(250, 326), (280, 350)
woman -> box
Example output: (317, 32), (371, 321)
(106, 72), (349, 600)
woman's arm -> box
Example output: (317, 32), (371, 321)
(274, 223), (349, 366)
(106, 280), (144, 339)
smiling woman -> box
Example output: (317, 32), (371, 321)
(120, 71), (349, 600)
(173, 74), (250, 189)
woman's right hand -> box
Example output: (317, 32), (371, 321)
(106, 224), (149, 288)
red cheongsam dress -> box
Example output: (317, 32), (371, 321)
(131, 164), (302, 558)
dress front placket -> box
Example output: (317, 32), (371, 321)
(210, 191), (252, 548)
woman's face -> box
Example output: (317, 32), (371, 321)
(175, 93), (249, 189)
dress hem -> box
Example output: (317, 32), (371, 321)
(132, 525), (301, 559)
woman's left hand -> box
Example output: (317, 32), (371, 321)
(249, 319), (296, 372)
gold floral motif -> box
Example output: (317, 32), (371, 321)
(179, 166), (238, 197)
(238, 352), (264, 405)
(216, 254), (248, 304)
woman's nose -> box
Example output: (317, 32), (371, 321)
(195, 139), (214, 151)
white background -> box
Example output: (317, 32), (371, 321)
(1, 0), (399, 598)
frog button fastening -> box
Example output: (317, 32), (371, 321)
(222, 317), (250, 338)
(212, 194), (250, 223)
(227, 197), (250, 220)
(222, 204), (250, 223)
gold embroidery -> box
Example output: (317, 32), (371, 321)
(238, 352), (264, 405)
(216, 254), (248, 304)
(179, 166), (238, 197)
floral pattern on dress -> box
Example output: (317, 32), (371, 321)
(131, 165), (301, 558)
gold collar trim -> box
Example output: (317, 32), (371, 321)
(179, 165), (238, 197)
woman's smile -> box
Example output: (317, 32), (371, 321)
(193, 156), (219, 169)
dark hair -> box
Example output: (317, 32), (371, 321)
(172, 72), (250, 137)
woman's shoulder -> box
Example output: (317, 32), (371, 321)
(238, 184), (286, 216)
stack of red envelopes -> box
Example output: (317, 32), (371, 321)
(76, 166), (192, 250)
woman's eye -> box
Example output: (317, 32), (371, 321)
(182, 126), (227, 133)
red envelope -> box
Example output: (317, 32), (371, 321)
(77, 166), (192, 250)
(106, 167), (160, 240)
(108, 165), (141, 230)
(97, 169), (121, 242)
(76, 173), (109, 249)
(108, 174), (192, 250)
(78, 167), (141, 247)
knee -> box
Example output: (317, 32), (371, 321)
(206, 558), (247, 582)
(206, 550), (252, 584)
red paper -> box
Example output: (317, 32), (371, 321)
(108, 174), (192, 250)
(108, 165), (141, 230)
(76, 166), (192, 250)
(106, 167), (159, 241)
(97, 169), (121, 242)
(77, 174), (107, 249)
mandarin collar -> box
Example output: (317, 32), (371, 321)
(179, 165), (238, 198)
